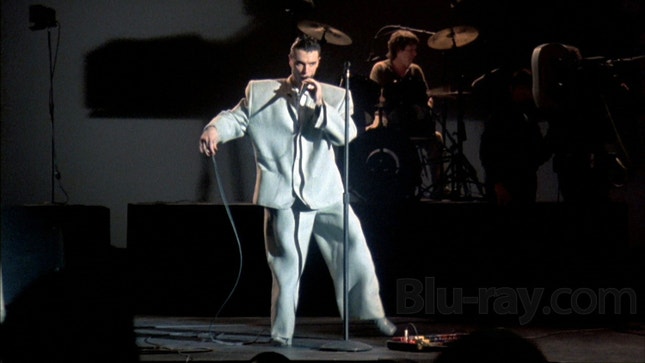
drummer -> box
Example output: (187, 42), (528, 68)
(368, 29), (447, 199)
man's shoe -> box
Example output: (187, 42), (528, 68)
(270, 337), (292, 347)
(374, 317), (397, 336)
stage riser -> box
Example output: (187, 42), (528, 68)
(1, 205), (136, 362)
(127, 202), (637, 322)
(1, 205), (111, 307)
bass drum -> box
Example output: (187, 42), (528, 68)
(347, 128), (421, 204)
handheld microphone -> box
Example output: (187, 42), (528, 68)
(299, 82), (316, 97)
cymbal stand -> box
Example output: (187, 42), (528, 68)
(412, 108), (453, 199)
(440, 76), (485, 201)
(413, 140), (434, 198)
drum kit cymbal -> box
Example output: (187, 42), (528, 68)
(427, 25), (479, 50)
(296, 19), (481, 115)
(297, 20), (353, 46)
(297, 20), (479, 50)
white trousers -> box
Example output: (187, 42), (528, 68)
(264, 200), (386, 342)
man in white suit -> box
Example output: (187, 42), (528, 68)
(199, 35), (396, 346)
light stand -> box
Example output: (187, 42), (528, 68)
(48, 28), (57, 204)
(319, 61), (372, 352)
(30, 5), (66, 204)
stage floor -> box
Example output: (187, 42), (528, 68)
(134, 316), (645, 362)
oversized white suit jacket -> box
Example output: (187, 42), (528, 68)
(205, 79), (357, 210)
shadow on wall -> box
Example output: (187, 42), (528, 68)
(83, 0), (315, 119)
(85, 35), (241, 119)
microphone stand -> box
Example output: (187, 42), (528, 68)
(374, 24), (435, 38)
(320, 61), (372, 352)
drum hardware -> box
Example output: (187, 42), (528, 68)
(346, 127), (421, 204)
(410, 137), (432, 198)
(428, 24), (485, 201)
(336, 74), (420, 205)
(436, 87), (485, 201)
(428, 87), (472, 99)
(409, 135), (451, 199)
(427, 25), (479, 50)
(297, 20), (353, 46)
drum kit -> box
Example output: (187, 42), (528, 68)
(298, 20), (485, 203)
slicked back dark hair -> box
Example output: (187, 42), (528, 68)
(290, 34), (322, 56)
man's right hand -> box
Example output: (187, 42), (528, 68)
(200, 125), (220, 157)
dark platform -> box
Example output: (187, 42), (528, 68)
(2, 201), (643, 362)
(127, 201), (642, 323)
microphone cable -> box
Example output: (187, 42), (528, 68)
(207, 155), (246, 345)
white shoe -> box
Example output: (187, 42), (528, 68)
(270, 336), (292, 347)
(374, 317), (397, 336)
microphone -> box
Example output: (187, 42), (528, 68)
(298, 83), (308, 100)
(298, 82), (315, 98)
